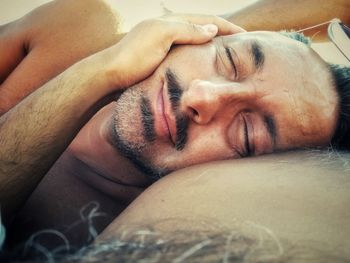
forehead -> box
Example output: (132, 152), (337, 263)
(222, 30), (307, 47)
(221, 31), (338, 147)
(221, 31), (313, 69)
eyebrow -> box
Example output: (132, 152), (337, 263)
(264, 115), (277, 147)
(250, 40), (265, 71)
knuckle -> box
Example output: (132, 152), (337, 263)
(190, 23), (201, 34)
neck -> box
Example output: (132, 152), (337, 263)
(67, 102), (151, 197)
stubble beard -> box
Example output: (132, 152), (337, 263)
(111, 86), (170, 181)
(110, 69), (189, 181)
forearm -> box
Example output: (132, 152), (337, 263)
(223, 0), (350, 41)
(0, 54), (113, 222)
(0, 12), (241, 223)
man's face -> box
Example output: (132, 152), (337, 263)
(111, 31), (338, 179)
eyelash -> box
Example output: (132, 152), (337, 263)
(242, 115), (252, 157)
(224, 46), (238, 79)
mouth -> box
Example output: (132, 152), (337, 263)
(156, 81), (176, 146)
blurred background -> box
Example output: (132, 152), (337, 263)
(0, 0), (256, 28)
(0, 0), (348, 65)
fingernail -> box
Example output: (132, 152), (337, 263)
(202, 24), (218, 34)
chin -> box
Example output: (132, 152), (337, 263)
(111, 93), (161, 180)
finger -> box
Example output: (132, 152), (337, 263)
(171, 23), (219, 45)
(172, 14), (246, 35)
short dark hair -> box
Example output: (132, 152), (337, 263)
(279, 31), (312, 46)
(281, 31), (350, 150)
(328, 64), (350, 150)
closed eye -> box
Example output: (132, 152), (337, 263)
(225, 46), (237, 78)
(243, 115), (252, 157)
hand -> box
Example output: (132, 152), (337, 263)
(101, 14), (245, 90)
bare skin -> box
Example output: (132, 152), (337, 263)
(99, 151), (350, 260)
(223, 0), (350, 41)
(0, 0), (241, 246)
(0, 0), (124, 114)
(0, 0), (348, 250)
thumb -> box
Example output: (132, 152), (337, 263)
(173, 23), (218, 45)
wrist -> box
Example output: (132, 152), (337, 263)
(72, 51), (116, 101)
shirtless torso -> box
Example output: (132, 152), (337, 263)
(1, 0), (144, 247)
(1, 0), (349, 252)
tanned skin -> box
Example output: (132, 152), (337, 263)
(223, 0), (350, 41)
(0, 0), (239, 223)
(0, 0), (348, 247)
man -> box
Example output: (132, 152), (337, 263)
(0, 0), (349, 251)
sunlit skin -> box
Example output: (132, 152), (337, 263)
(3, 0), (347, 251)
(40, 30), (339, 240)
(105, 31), (338, 178)
(98, 151), (350, 260)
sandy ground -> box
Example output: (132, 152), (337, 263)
(0, 0), (348, 65)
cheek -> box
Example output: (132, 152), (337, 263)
(161, 127), (233, 169)
(275, 91), (335, 147)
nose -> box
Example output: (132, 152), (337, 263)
(182, 79), (254, 125)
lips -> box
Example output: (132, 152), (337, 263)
(156, 82), (176, 146)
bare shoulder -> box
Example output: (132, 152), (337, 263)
(139, 150), (350, 197)
(102, 150), (350, 261)
(162, 150), (350, 181)
(0, 0), (124, 114)
(20, 0), (123, 45)
(218, 150), (350, 174)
